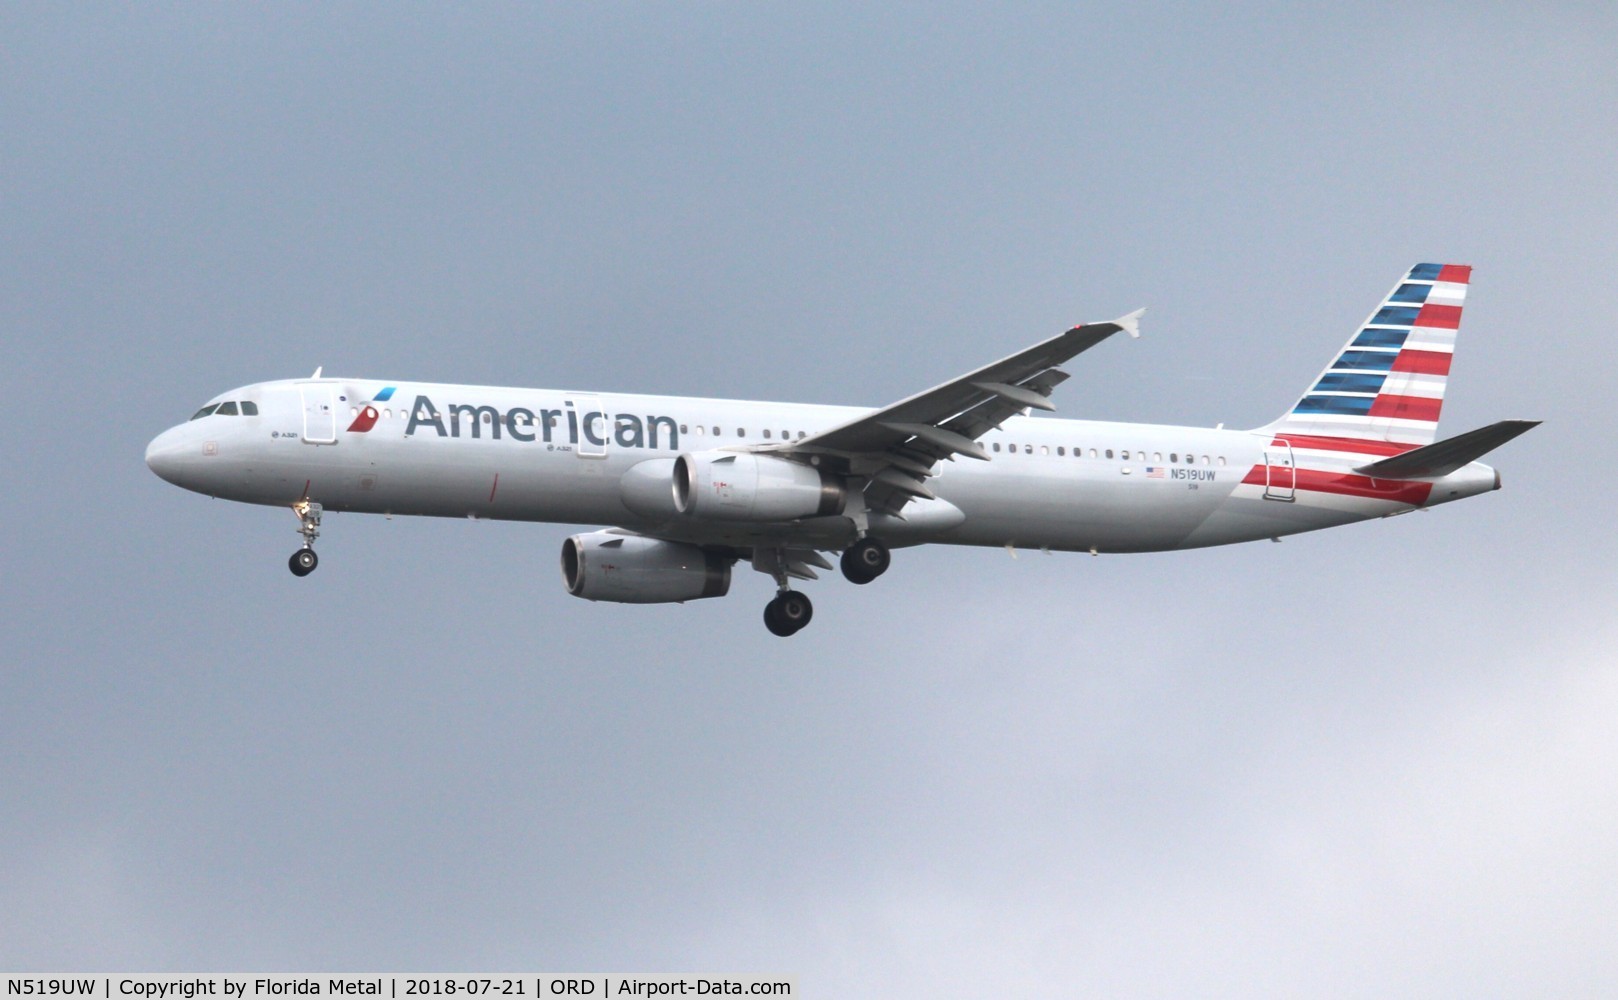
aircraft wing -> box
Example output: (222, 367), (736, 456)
(777, 309), (1143, 514)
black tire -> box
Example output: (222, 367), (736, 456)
(777, 590), (812, 630)
(289, 548), (318, 577)
(764, 597), (794, 637)
(840, 537), (891, 584)
(764, 591), (813, 636)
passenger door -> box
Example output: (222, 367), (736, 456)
(299, 381), (337, 445)
(1263, 438), (1296, 501)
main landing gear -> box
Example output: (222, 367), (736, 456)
(755, 547), (816, 637)
(756, 537), (892, 636)
(289, 500), (322, 577)
(840, 536), (891, 585)
(763, 590), (813, 637)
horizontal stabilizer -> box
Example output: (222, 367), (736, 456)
(1354, 419), (1540, 480)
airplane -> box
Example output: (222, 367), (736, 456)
(146, 264), (1536, 635)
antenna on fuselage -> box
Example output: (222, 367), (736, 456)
(310, 366), (323, 378)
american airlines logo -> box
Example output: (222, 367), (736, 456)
(401, 394), (681, 451)
(345, 386), (397, 433)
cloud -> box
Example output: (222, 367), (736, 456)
(652, 606), (1618, 998)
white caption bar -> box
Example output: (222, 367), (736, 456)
(0, 977), (795, 1000)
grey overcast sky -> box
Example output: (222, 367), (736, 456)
(3, 3), (1616, 995)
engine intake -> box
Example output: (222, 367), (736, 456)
(560, 531), (730, 604)
(672, 452), (846, 521)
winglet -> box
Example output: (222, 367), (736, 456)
(1114, 307), (1145, 339)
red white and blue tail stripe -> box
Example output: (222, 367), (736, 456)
(1237, 264), (1473, 512)
(1263, 263), (1469, 449)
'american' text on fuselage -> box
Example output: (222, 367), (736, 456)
(403, 395), (680, 450)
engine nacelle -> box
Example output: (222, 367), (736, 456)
(560, 531), (730, 604)
(673, 452), (846, 521)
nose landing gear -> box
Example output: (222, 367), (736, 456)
(289, 500), (322, 577)
(289, 548), (318, 576)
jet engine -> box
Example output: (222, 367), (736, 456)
(560, 531), (731, 604)
(672, 452), (846, 521)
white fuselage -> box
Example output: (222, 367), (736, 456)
(145, 377), (1499, 555)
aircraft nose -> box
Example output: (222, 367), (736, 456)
(145, 426), (190, 486)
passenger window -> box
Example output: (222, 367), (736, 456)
(1218, 456), (1227, 466)
(1105, 449), (1114, 459)
(1089, 448), (1097, 459)
(190, 404), (218, 420)
(240, 401), (258, 416)
(1025, 445), (1033, 454)
(763, 429), (772, 439)
(781, 430), (789, 440)
(680, 424), (688, 433)
(1169, 453), (1177, 462)
(712, 426), (721, 436)
(1057, 447), (1065, 456)
(992, 442), (1001, 453)
(1121, 450), (1130, 460)
(1154, 452), (1162, 462)
(797, 431), (806, 439)
(216, 401), (239, 416)
(1201, 455), (1210, 465)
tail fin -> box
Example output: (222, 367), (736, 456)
(1260, 263), (1471, 447)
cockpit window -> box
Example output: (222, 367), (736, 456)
(215, 401), (240, 416)
(190, 404), (219, 421)
(240, 401), (258, 416)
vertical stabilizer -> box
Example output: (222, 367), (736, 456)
(1260, 263), (1470, 448)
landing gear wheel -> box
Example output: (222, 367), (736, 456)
(840, 537), (891, 584)
(764, 590), (813, 636)
(288, 500), (324, 577)
(763, 602), (790, 637)
(289, 548), (318, 577)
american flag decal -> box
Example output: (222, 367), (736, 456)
(1146, 466), (1165, 479)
